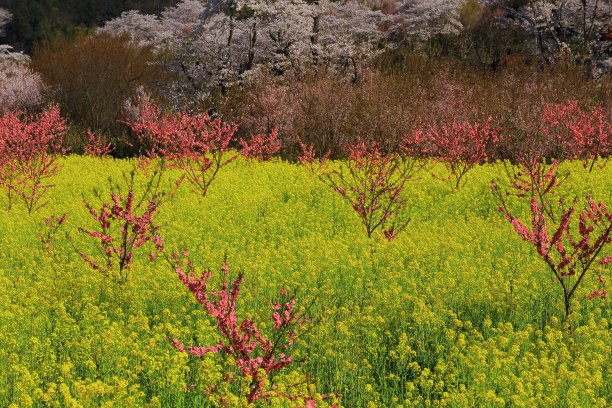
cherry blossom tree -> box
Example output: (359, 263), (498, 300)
(387, 0), (464, 47)
(99, 0), (386, 104)
(0, 47), (45, 109)
(492, 0), (612, 71)
(0, 8), (45, 109)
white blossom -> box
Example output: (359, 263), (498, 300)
(388, 0), (464, 44)
(99, 0), (386, 103)
(499, 0), (612, 56)
(0, 45), (45, 109)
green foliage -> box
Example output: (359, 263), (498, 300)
(0, 0), (180, 52)
(0, 157), (610, 406)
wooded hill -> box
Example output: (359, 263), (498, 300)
(0, 0), (179, 52)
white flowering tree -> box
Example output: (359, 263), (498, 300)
(99, 0), (386, 104)
(487, 0), (612, 78)
(497, 0), (611, 58)
(0, 9), (45, 109)
(387, 0), (464, 47)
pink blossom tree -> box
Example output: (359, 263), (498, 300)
(403, 116), (498, 189)
(170, 252), (312, 403)
(492, 157), (611, 328)
(126, 97), (239, 197)
(543, 100), (611, 171)
(0, 106), (66, 213)
(83, 130), (115, 158)
(301, 139), (421, 241)
(240, 128), (282, 161)
(73, 165), (168, 283)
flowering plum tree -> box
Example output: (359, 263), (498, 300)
(492, 158), (611, 327)
(240, 128), (281, 161)
(83, 130), (115, 158)
(403, 116), (498, 189)
(74, 166), (167, 283)
(170, 253), (312, 403)
(126, 97), (238, 197)
(301, 139), (420, 241)
(543, 100), (611, 171)
(0, 106), (66, 213)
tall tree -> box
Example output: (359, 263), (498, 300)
(99, 0), (386, 105)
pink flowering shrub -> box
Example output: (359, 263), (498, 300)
(240, 129), (282, 161)
(0, 106), (66, 213)
(403, 117), (498, 189)
(170, 253), (311, 403)
(75, 166), (167, 282)
(543, 100), (611, 171)
(301, 139), (420, 241)
(83, 130), (114, 157)
(492, 158), (611, 326)
(297, 137), (331, 177)
(126, 97), (239, 197)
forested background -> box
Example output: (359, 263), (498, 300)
(0, 0), (179, 52)
(0, 1), (610, 158)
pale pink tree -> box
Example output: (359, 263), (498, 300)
(387, 0), (464, 47)
(1, 10), (45, 108)
(99, 0), (387, 103)
(0, 45), (45, 109)
(0, 8), (10, 36)
(495, 0), (612, 70)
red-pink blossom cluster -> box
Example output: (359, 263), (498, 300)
(403, 116), (498, 188)
(297, 137), (330, 177)
(171, 254), (308, 403)
(126, 97), (239, 197)
(543, 100), (611, 171)
(493, 159), (611, 323)
(301, 139), (419, 241)
(77, 174), (163, 281)
(83, 130), (114, 157)
(240, 129), (282, 161)
(0, 106), (66, 213)
(39, 213), (68, 254)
